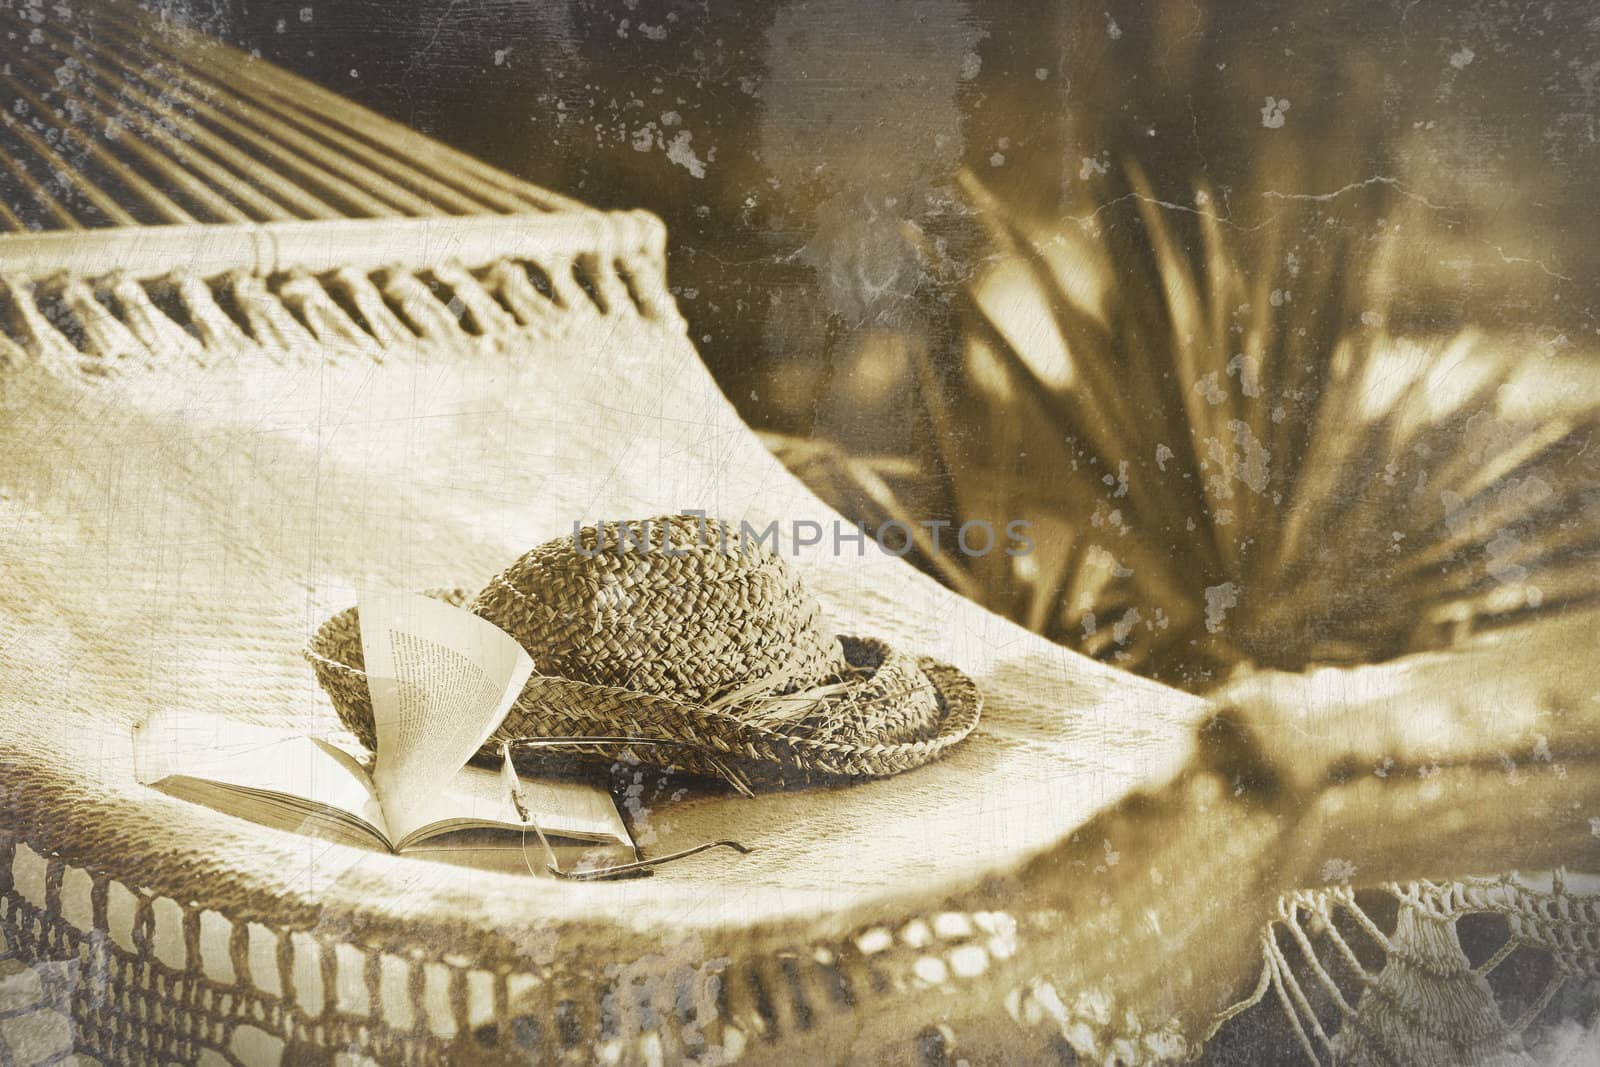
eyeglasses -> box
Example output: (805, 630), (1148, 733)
(498, 739), (752, 881)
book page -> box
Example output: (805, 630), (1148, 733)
(135, 708), (388, 842)
(395, 763), (634, 850)
(358, 592), (534, 844)
(151, 778), (387, 851)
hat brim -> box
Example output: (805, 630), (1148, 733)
(305, 588), (982, 788)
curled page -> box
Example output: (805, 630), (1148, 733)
(358, 592), (534, 843)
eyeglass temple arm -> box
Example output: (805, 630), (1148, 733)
(543, 839), (753, 882)
(500, 742), (755, 882)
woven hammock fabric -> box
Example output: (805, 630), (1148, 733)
(0, 252), (1218, 1064)
(1, 3), (1599, 1066)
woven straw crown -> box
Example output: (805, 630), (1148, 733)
(308, 515), (981, 786)
(470, 515), (847, 705)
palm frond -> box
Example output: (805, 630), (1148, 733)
(946, 164), (1600, 683)
(779, 160), (1600, 689)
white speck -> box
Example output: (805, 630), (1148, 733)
(494, 47), (512, 67)
(665, 130), (706, 178)
(348, 68), (358, 78)
(298, 5), (312, 22)
(1113, 607), (1141, 644)
(1204, 582), (1238, 633)
(1079, 155), (1108, 180)
(1591, 817), (1600, 839)
(1035, 67), (1050, 80)
(1449, 46), (1474, 69)
(1193, 371), (1227, 405)
(1228, 418), (1271, 493)
(1106, 14), (1122, 39)
(1321, 858), (1358, 883)
(1487, 528), (1531, 586)
(960, 51), (981, 80)
(640, 22), (667, 41)
(933, 912), (973, 939)
(660, 110), (681, 127)
(1261, 96), (1290, 129)
(1227, 353), (1262, 397)
(989, 152), (1005, 167)
(900, 919), (932, 947)
(913, 956), (948, 984)
(1156, 444), (1174, 471)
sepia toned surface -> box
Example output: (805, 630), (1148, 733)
(2, 1), (1599, 1064)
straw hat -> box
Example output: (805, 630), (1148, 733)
(307, 514), (981, 786)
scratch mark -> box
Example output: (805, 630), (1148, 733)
(1260, 175), (1456, 213)
(1477, 239), (1573, 282)
(1066, 192), (1261, 232)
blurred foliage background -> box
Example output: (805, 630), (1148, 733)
(166, 0), (1600, 691)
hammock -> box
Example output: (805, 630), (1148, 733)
(1, 3), (1597, 1065)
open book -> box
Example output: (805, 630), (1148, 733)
(135, 593), (633, 858)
